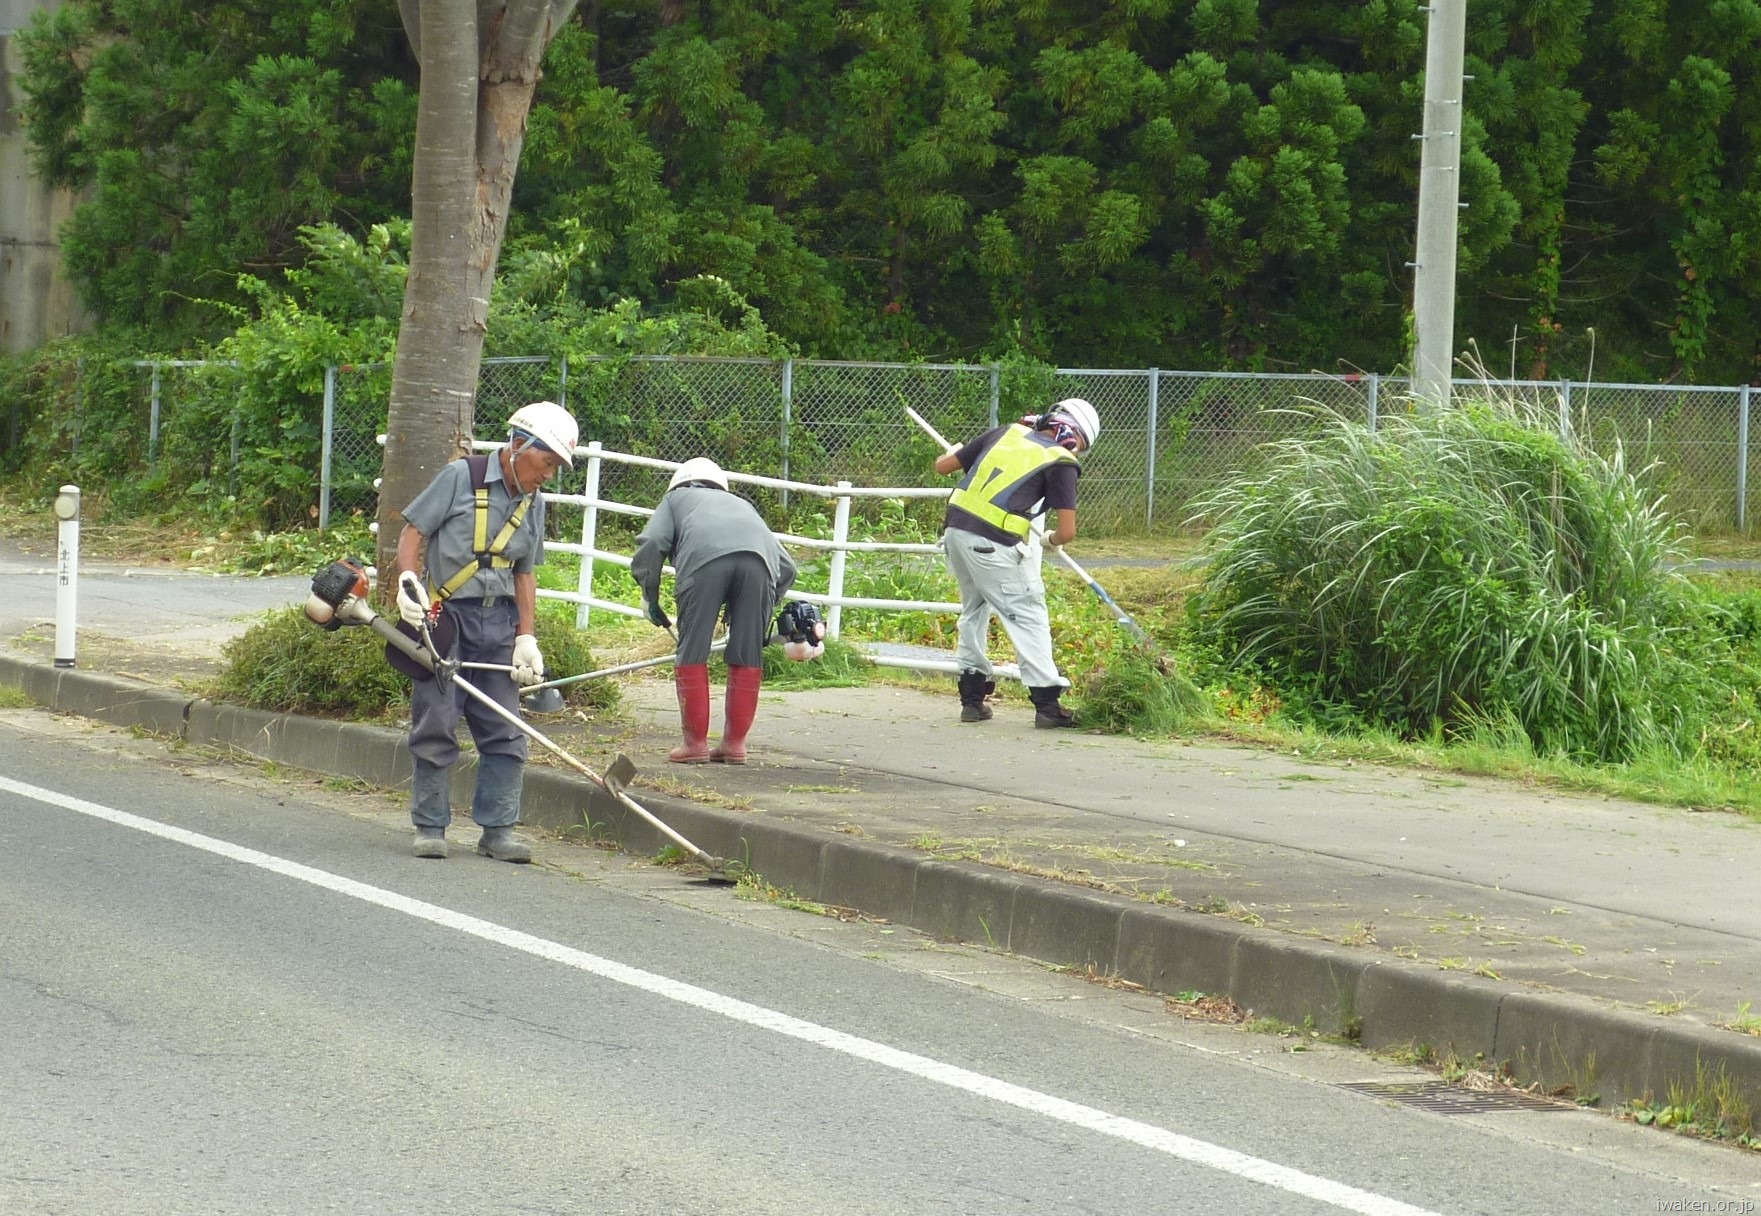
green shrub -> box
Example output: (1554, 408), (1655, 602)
(1187, 393), (1720, 763)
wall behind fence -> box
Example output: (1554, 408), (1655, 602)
(112, 356), (1761, 538)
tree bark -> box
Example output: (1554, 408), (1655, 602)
(376, 0), (580, 581)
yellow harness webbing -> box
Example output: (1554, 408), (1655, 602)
(431, 454), (533, 601)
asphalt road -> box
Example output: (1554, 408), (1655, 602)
(2, 712), (1755, 1216)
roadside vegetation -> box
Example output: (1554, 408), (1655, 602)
(8, 382), (1761, 818)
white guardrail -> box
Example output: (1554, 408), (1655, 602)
(394, 439), (991, 677)
(558, 443), (985, 675)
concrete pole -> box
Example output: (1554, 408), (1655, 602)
(1409, 0), (1468, 409)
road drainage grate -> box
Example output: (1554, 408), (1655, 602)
(1338, 1080), (1575, 1115)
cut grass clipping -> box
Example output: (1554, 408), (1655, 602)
(1079, 648), (1209, 734)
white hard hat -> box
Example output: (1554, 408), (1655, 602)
(1051, 397), (1100, 447)
(668, 456), (729, 491)
(506, 401), (579, 467)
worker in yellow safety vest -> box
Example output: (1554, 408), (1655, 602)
(933, 397), (1100, 728)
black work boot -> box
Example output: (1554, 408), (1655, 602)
(957, 671), (995, 723)
(476, 825), (533, 863)
(1028, 685), (1076, 729)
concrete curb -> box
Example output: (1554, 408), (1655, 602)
(7, 651), (1760, 1115)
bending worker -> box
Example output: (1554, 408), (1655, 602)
(934, 397), (1100, 728)
(632, 457), (796, 765)
(393, 400), (578, 861)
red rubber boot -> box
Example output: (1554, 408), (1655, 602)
(711, 664), (762, 764)
(669, 663), (712, 763)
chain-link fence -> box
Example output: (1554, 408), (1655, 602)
(95, 357), (1761, 539)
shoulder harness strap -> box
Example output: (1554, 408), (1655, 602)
(431, 454), (535, 602)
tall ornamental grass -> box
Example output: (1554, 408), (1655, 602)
(1186, 395), (1725, 763)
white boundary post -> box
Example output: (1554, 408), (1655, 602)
(53, 485), (81, 668)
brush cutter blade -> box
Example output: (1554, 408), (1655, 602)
(521, 685), (566, 714)
(603, 753), (638, 796)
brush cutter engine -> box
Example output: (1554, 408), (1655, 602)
(776, 600), (826, 661)
(305, 558), (373, 630)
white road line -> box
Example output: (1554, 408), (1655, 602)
(7, 775), (1446, 1216)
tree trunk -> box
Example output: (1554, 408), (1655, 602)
(375, 0), (580, 581)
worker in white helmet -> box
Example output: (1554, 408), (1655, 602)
(392, 400), (578, 862)
(632, 457), (796, 765)
(933, 397), (1100, 728)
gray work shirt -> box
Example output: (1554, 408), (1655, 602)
(631, 486), (796, 602)
(401, 450), (546, 600)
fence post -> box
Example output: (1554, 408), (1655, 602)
(780, 357), (794, 511)
(229, 413), (242, 497)
(1145, 368), (1159, 529)
(1558, 380), (1572, 439)
(1367, 374), (1379, 434)
(558, 354), (569, 411)
(577, 442), (603, 631)
(148, 362), (162, 474)
(319, 364), (337, 532)
(988, 365), (1000, 428)
(827, 481), (852, 640)
(1740, 386), (1751, 535)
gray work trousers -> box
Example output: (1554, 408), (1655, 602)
(407, 597), (528, 827)
(941, 527), (1065, 689)
(675, 551), (777, 668)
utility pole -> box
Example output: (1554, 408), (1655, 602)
(1409, 0), (1468, 409)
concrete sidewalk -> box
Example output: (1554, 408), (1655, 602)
(6, 543), (1761, 1124)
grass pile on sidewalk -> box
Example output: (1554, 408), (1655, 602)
(212, 603), (617, 720)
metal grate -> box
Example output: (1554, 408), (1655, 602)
(1338, 1081), (1576, 1115)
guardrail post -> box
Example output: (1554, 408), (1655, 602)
(1145, 368), (1159, 529)
(319, 363), (336, 531)
(1739, 386), (1751, 534)
(827, 481), (852, 640)
(780, 357), (794, 511)
(577, 442), (603, 630)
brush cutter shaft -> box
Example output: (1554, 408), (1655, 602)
(368, 614), (724, 869)
(525, 637), (730, 692)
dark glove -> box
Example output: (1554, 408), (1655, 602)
(646, 599), (672, 629)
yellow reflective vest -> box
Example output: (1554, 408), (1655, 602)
(947, 424), (1078, 539)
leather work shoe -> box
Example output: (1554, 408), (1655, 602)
(412, 827), (448, 859)
(957, 671), (994, 723)
(476, 825), (533, 863)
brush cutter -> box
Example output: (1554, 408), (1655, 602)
(305, 559), (736, 882)
(906, 405), (1170, 669)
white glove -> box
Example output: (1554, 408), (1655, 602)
(396, 577), (429, 629)
(511, 634), (545, 687)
